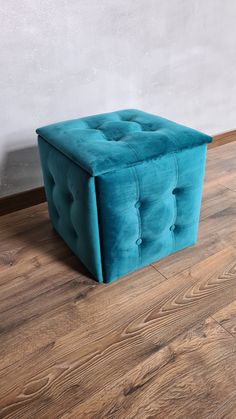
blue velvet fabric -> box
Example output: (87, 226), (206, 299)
(37, 109), (212, 283)
(38, 139), (103, 282)
(36, 109), (212, 176)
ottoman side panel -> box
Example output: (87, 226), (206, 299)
(96, 168), (141, 283)
(96, 155), (178, 283)
(96, 145), (207, 283)
(38, 136), (103, 282)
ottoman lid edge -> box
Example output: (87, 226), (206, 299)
(36, 109), (212, 176)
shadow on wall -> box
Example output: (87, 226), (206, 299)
(0, 146), (43, 198)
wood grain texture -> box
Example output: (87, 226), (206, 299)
(61, 317), (236, 419)
(212, 393), (236, 419)
(0, 141), (236, 418)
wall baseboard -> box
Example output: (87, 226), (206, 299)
(208, 129), (236, 149)
(0, 187), (46, 216)
(0, 130), (235, 216)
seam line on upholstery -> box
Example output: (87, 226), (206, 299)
(102, 144), (207, 176)
(94, 176), (105, 282)
(124, 142), (140, 161)
(172, 153), (179, 251)
(167, 133), (179, 253)
(131, 166), (142, 264)
(126, 142), (142, 264)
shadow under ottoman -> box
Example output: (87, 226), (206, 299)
(37, 109), (212, 283)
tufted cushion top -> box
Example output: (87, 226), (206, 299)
(36, 109), (212, 176)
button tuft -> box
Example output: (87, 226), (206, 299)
(135, 201), (141, 209)
(170, 224), (176, 231)
(136, 238), (142, 245)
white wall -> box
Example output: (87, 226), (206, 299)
(1, 0), (236, 195)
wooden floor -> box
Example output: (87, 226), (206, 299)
(1, 141), (236, 419)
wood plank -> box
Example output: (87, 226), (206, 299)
(200, 182), (236, 221)
(219, 172), (236, 192)
(0, 258), (88, 316)
(206, 300), (236, 418)
(0, 276), (97, 371)
(0, 237), (85, 278)
(198, 202), (236, 241)
(207, 142), (236, 192)
(61, 317), (236, 419)
(1, 247), (236, 417)
(204, 142), (236, 187)
(207, 138), (236, 161)
(212, 300), (236, 339)
(0, 266), (164, 371)
(0, 203), (49, 242)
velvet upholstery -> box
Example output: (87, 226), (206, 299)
(37, 109), (212, 283)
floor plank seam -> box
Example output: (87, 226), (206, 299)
(150, 263), (169, 280)
(209, 314), (236, 341)
(218, 182), (236, 193)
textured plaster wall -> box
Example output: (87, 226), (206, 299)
(1, 0), (236, 196)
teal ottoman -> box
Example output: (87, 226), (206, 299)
(37, 109), (212, 283)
